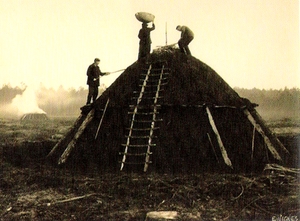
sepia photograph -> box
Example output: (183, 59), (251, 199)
(0, 0), (299, 220)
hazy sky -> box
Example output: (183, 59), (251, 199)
(0, 0), (299, 89)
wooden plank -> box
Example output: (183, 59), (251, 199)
(206, 107), (233, 169)
(243, 109), (282, 161)
(58, 109), (95, 164)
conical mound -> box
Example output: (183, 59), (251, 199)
(49, 48), (288, 173)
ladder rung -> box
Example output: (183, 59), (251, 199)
(131, 97), (162, 100)
(129, 105), (161, 109)
(139, 78), (168, 82)
(142, 67), (170, 71)
(119, 152), (152, 156)
(160, 82), (168, 86)
(126, 127), (159, 131)
(119, 161), (152, 165)
(139, 83), (167, 87)
(128, 112), (159, 115)
(133, 119), (163, 123)
(125, 135), (157, 139)
(139, 84), (158, 87)
(121, 144), (156, 147)
(134, 119), (163, 123)
(133, 89), (164, 94)
(141, 73), (170, 77)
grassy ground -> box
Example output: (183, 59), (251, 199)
(0, 117), (299, 220)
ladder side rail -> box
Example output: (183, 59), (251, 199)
(120, 65), (152, 170)
(144, 65), (165, 172)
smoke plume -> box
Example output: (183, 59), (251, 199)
(2, 86), (46, 118)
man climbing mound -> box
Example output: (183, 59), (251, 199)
(176, 25), (194, 55)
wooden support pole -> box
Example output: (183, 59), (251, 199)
(207, 133), (219, 163)
(243, 109), (282, 161)
(251, 125), (256, 161)
(58, 109), (95, 165)
(206, 107), (233, 169)
(46, 114), (85, 159)
(251, 109), (289, 154)
(94, 98), (110, 140)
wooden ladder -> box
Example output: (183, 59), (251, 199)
(120, 63), (169, 172)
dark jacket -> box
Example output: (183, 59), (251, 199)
(138, 24), (155, 45)
(180, 26), (194, 39)
(86, 63), (105, 87)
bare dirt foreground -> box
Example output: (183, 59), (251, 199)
(0, 118), (299, 221)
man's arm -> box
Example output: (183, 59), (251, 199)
(150, 23), (155, 31)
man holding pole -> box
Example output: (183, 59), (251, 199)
(86, 58), (110, 105)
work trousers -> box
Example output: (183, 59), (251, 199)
(87, 85), (98, 104)
(178, 36), (194, 55)
(138, 43), (151, 61)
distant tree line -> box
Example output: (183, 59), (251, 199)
(0, 85), (298, 120)
(0, 85), (24, 105)
(235, 87), (300, 120)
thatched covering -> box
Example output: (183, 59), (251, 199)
(48, 49), (288, 173)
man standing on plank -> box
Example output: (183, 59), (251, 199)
(138, 22), (155, 61)
(86, 58), (109, 105)
(176, 25), (194, 55)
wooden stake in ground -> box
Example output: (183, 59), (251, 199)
(206, 106), (233, 169)
(243, 108), (282, 161)
(58, 109), (95, 164)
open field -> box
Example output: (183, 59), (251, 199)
(0, 117), (299, 220)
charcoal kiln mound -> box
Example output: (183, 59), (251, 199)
(48, 48), (289, 173)
(21, 113), (49, 122)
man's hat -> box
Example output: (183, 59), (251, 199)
(94, 58), (100, 62)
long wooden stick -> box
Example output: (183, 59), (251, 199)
(95, 98), (110, 140)
(58, 109), (95, 164)
(243, 109), (282, 161)
(47, 194), (96, 206)
(206, 107), (233, 169)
